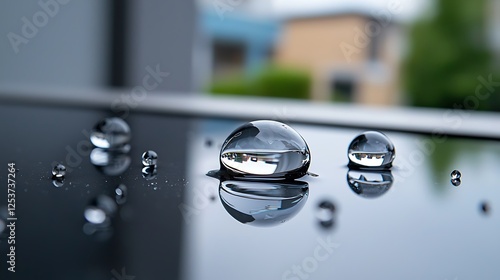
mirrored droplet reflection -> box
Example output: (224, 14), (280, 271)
(316, 200), (336, 229)
(84, 195), (117, 225)
(52, 177), (65, 188)
(347, 170), (394, 198)
(348, 131), (395, 169)
(219, 180), (309, 227)
(219, 120), (311, 179)
(90, 148), (131, 176)
(142, 166), (157, 180)
(115, 184), (127, 205)
(90, 117), (131, 149)
(451, 178), (461, 187)
(52, 163), (66, 178)
(451, 170), (461, 180)
(142, 150), (158, 166)
(82, 222), (113, 241)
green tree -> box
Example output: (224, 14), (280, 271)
(404, 0), (500, 111)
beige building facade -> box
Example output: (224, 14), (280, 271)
(275, 13), (402, 105)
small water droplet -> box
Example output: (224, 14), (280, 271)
(84, 195), (117, 225)
(316, 200), (336, 229)
(52, 178), (65, 188)
(115, 184), (127, 205)
(142, 150), (158, 166)
(142, 166), (157, 180)
(90, 117), (131, 149)
(480, 201), (490, 215)
(451, 170), (461, 180)
(205, 138), (213, 147)
(348, 131), (395, 169)
(219, 180), (309, 227)
(153, 186), (158, 190)
(347, 170), (394, 198)
(52, 163), (66, 178)
(219, 120), (311, 179)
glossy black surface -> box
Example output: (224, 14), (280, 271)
(0, 102), (499, 280)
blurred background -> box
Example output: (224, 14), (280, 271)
(1, 0), (499, 111)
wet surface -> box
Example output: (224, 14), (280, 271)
(0, 103), (499, 279)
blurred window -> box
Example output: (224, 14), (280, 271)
(331, 75), (356, 102)
(212, 40), (246, 79)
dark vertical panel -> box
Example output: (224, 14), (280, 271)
(109, 0), (128, 87)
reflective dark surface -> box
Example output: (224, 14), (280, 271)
(0, 102), (499, 280)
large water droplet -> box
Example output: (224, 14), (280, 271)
(347, 170), (394, 198)
(90, 148), (131, 176)
(219, 180), (309, 227)
(142, 150), (158, 166)
(84, 195), (117, 225)
(52, 163), (66, 178)
(316, 200), (336, 229)
(90, 117), (131, 149)
(348, 131), (395, 169)
(220, 120), (311, 179)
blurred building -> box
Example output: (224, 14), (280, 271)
(197, 0), (278, 83)
(275, 11), (403, 105)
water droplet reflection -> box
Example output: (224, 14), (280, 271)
(90, 148), (131, 176)
(52, 177), (65, 188)
(115, 184), (127, 205)
(84, 195), (117, 225)
(316, 200), (336, 229)
(219, 180), (309, 227)
(348, 131), (395, 169)
(347, 170), (394, 198)
(220, 120), (311, 179)
(142, 166), (157, 180)
(90, 117), (131, 149)
(451, 179), (461, 187)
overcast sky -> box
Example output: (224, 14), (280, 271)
(272, 0), (432, 21)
